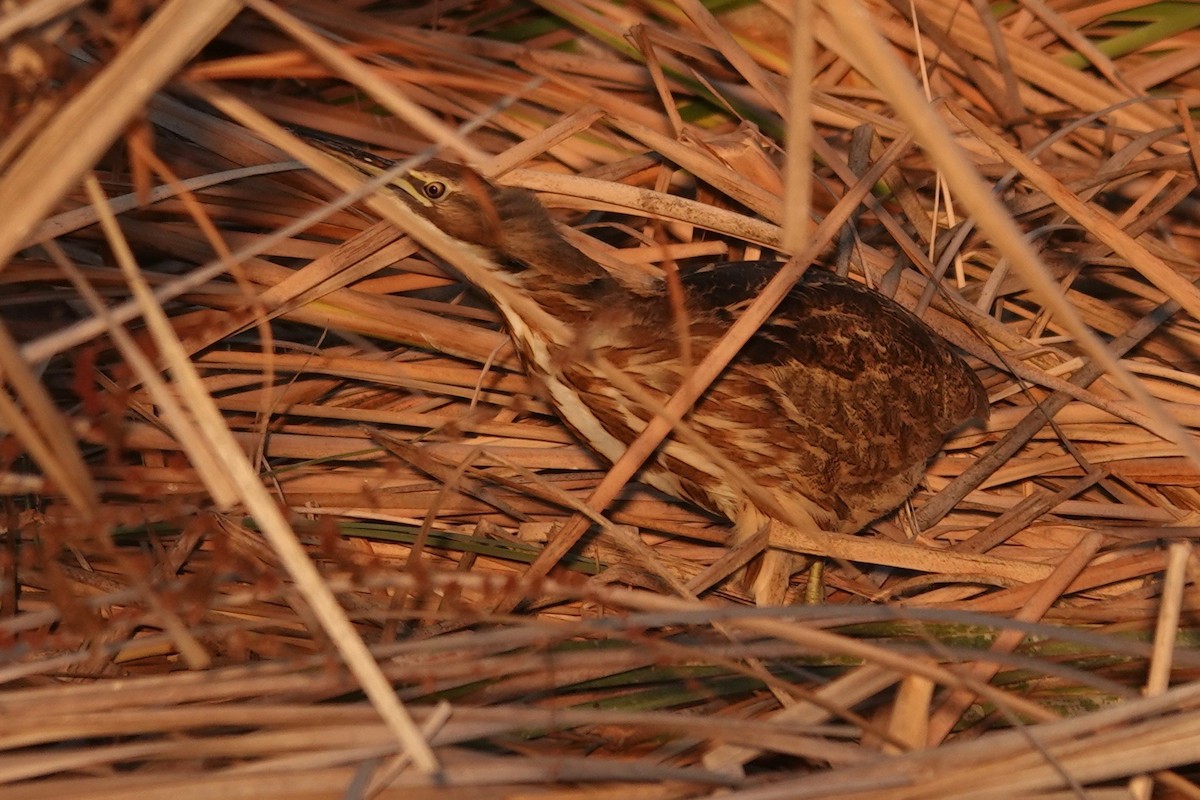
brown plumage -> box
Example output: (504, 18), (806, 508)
(314, 144), (988, 602)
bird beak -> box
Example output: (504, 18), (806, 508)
(300, 135), (432, 207)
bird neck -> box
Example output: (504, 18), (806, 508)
(500, 221), (609, 288)
(493, 226), (637, 327)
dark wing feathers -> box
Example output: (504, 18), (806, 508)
(680, 262), (987, 434)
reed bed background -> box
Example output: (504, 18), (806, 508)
(2, 0), (1200, 797)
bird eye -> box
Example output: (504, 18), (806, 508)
(422, 181), (447, 200)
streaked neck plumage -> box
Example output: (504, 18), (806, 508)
(478, 189), (627, 322)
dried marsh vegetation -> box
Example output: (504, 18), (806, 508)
(2, 0), (1200, 797)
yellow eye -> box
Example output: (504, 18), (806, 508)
(422, 181), (447, 200)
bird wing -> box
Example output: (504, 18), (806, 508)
(679, 262), (986, 436)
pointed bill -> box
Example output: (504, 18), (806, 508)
(300, 134), (431, 207)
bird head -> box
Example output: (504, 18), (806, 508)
(386, 160), (567, 266)
(303, 135), (602, 286)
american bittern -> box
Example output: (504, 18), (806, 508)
(311, 140), (988, 604)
